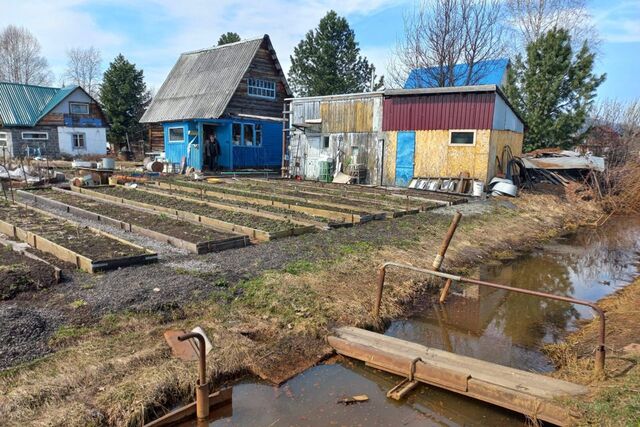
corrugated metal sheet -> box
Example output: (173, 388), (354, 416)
(141, 38), (263, 123)
(0, 82), (59, 126)
(37, 86), (79, 121)
(383, 92), (496, 131)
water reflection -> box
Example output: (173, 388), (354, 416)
(212, 216), (640, 426)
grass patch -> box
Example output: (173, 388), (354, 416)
(69, 299), (87, 309)
(49, 325), (90, 347)
(282, 259), (318, 275)
(338, 241), (374, 256)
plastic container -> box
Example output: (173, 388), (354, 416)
(472, 180), (484, 196)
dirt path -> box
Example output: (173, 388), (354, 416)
(545, 276), (640, 426)
(0, 192), (600, 427)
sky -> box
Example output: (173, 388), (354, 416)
(0, 0), (638, 101)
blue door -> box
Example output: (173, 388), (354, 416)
(395, 131), (415, 187)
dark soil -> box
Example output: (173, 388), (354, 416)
(0, 201), (148, 260)
(93, 187), (300, 233)
(30, 189), (237, 244)
(224, 180), (428, 212)
(148, 185), (334, 224)
(162, 179), (370, 215)
(0, 247), (58, 300)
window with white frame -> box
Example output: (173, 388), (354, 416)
(255, 124), (262, 146)
(247, 78), (276, 99)
(243, 124), (255, 146)
(449, 130), (475, 146)
(72, 133), (86, 149)
(168, 127), (185, 143)
(0, 132), (7, 147)
(232, 123), (242, 145)
(22, 131), (48, 140)
(69, 102), (90, 115)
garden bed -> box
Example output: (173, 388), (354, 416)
(74, 186), (315, 241)
(0, 245), (59, 300)
(0, 200), (157, 273)
(152, 179), (376, 224)
(20, 189), (249, 254)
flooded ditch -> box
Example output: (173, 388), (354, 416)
(214, 216), (640, 426)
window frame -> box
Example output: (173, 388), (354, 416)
(0, 132), (7, 147)
(167, 126), (185, 143)
(243, 123), (255, 146)
(255, 124), (263, 146)
(72, 132), (86, 150)
(69, 102), (90, 115)
(448, 130), (476, 146)
(322, 135), (330, 149)
(247, 78), (276, 99)
(21, 131), (48, 141)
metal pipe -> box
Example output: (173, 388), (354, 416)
(373, 261), (606, 373)
(178, 332), (209, 420)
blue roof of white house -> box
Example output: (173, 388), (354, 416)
(404, 58), (509, 89)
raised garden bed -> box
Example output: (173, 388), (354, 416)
(0, 245), (60, 300)
(73, 186), (315, 241)
(152, 180), (377, 224)
(20, 189), (249, 254)
(0, 200), (157, 273)
(221, 180), (429, 215)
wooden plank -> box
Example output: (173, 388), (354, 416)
(0, 236), (62, 283)
(19, 189), (249, 254)
(328, 326), (587, 426)
(149, 180), (364, 225)
(70, 186), (296, 242)
(143, 388), (232, 427)
(132, 184), (322, 231)
(0, 202), (157, 273)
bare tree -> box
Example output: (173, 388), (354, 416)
(0, 25), (52, 85)
(388, 0), (506, 88)
(505, 0), (599, 52)
(64, 46), (102, 98)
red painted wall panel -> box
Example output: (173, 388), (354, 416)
(383, 92), (496, 131)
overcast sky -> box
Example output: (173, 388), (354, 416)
(1, 0), (638, 101)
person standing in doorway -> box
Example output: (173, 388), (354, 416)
(205, 134), (221, 172)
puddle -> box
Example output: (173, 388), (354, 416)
(213, 216), (640, 426)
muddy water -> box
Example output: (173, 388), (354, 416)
(213, 216), (640, 426)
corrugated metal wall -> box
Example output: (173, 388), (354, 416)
(383, 92), (496, 131)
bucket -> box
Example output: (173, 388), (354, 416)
(102, 158), (115, 170)
(472, 180), (484, 197)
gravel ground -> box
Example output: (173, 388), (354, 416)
(0, 304), (61, 368)
(0, 202), (472, 370)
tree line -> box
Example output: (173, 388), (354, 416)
(0, 0), (627, 152)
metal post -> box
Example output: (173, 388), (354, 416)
(178, 332), (209, 421)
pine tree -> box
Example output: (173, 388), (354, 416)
(99, 54), (149, 149)
(505, 28), (605, 152)
(217, 32), (241, 46)
(288, 11), (383, 96)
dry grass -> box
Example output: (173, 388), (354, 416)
(0, 192), (601, 426)
(545, 278), (640, 425)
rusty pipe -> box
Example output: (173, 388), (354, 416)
(432, 211), (462, 270)
(372, 262), (606, 373)
(178, 332), (209, 420)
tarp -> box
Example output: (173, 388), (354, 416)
(521, 154), (605, 172)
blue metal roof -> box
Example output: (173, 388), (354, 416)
(404, 58), (509, 89)
(0, 82), (79, 127)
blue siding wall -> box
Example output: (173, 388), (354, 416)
(163, 118), (282, 170)
(164, 122), (202, 170)
(232, 120), (282, 169)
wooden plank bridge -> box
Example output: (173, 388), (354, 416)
(328, 327), (588, 426)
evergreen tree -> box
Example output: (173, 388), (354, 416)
(99, 54), (149, 149)
(288, 11), (383, 96)
(505, 28), (605, 151)
(217, 32), (241, 46)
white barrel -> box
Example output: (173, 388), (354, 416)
(102, 158), (115, 170)
(472, 180), (484, 196)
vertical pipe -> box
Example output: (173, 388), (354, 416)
(373, 265), (387, 318)
(432, 211), (462, 270)
(178, 333), (209, 421)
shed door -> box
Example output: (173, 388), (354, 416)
(304, 135), (321, 179)
(395, 131), (415, 187)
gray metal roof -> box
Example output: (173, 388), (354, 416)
(141, 35), (289, 123)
